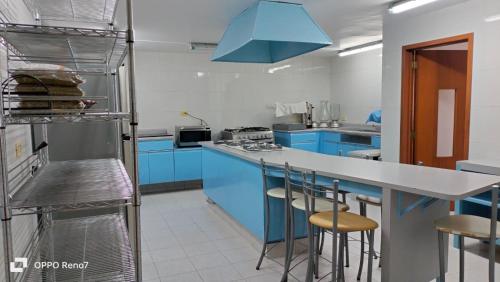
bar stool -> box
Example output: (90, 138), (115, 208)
(434, 185), (499, 282)
(256, 159), (302, 272)
(301, 174), (379, 282)
(286, 169), (350, 279)
(356, 194), (382, 279)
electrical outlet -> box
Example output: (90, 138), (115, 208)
(15, 143), (22, 158)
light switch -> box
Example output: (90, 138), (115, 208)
(15, 143), (23, 158)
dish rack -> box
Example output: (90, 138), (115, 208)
(0, 0), (142, 281)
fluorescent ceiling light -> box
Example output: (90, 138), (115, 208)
(268, 65), (291, 74)
(389, 0), (438, 14)
(338, 41), (383, 57)
(485, 14), (500, 22)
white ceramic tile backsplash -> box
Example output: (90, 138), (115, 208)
(381, 0), (500, 162)
(135, 51), (332, 137)
(330, 49), (383, 124)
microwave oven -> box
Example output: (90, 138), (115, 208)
(175, 126), (211, 147)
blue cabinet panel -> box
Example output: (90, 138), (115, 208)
(290, 132), (318, 143)
(319, 140), (339, 155)
(174, 148), (202, 181)
(320, 132), (340, 142)
(148, 151), (175, 184)
(273, 131), (292, 147)
(138, 139), (174, 152)
(202, 148), (307, 242)
(138, 152), (150, 185)
(372, 136), (381, 148)
(291, 142), (318, 152)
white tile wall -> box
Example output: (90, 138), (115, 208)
(381, 0), (500, 162)
(134, 51), (332, 137)
(330, 49), (383, 123)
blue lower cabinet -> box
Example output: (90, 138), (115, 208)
(148, 151), (175, 184)
(372, 136), (381, 148)
(174, 148), (202, 181)
(138, 152), (150, 185)
(319, 140), (339, 155)
(291, 142), (318, 152)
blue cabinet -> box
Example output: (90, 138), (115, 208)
(138, 152), (150, 185)
(274, 131), (319, 152)
(174, 148), (202, 181)
(149, 151), (175, 184)
(275, 130), (380, 157)
(320, 140), (340, 155)
(138, 139), (175, 185)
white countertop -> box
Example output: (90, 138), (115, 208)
(202, 142), (500, 200)
(457, 159), (500, 176)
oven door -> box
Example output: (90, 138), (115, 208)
(178, 130), (211, 147)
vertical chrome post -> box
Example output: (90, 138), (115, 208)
(125, 0), (142, 280)
(0, 128), (13, 281)
(332, 179), (339, 282)
(437, 231), (445, 282)
(489, 185), (498, 282)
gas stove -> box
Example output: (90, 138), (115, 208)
(220, 127), (274, 142)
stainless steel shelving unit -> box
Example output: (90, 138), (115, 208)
(21, 214), (135, 281)
(0, 0), (142, 281)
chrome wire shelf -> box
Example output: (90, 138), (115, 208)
(23, 0), (119, 27)
(9, 159), (133, 212)
(4, 112), (129, 124)
(21, 214), (135, 282)
(1, 23), (127, 73)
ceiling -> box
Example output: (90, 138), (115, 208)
(114, 0), (468, 54)
(116, 0), (392, 53)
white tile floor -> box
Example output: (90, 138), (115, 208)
(140, 190), (500, 282)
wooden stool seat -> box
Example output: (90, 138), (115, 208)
(434, 215), (500, 239)
(292, 196), (349, 212)
(356, 194), (382, 206)
(309, 211), (379, 233)
(266, 187), (301, 199)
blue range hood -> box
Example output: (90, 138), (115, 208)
(211, 1), (332, 63)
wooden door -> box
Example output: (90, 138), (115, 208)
(413, 50), (468, 169)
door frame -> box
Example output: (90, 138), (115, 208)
(399, 33), (474, 164)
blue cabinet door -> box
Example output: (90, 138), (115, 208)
(372, 136), (381, 148)
(138, 152), (150, 185)
(148, 151), (175, 184)
(291, 142), (317, 152)
(273, 131), (292, 147)
(174, 148), (202, 181)
(320, 140), (339, 155)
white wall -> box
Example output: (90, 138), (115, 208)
(330, 49), (382, 124)
(135, 51), (332, 137)
(381, 0), (500, 162)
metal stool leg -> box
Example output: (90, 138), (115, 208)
(319, 228), (325, 255)
(357, 227), (365, 280)
(367, 230), (375, 282)
(338, 233), (345, 282)
(340, 193), (350, 267)
(459, 236), (464, 282)
(281, 198), (292, 282)
(256, 195), (270, 270)
(305, 219), (315, 282)
(314, 226), (320, 278)
(438, 230), (446, 282)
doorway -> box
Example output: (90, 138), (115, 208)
(400, 34), (473, 169)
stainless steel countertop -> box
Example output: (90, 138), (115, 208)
(273, 127), (381, 136)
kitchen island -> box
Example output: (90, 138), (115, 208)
(201, 142), (500, 282)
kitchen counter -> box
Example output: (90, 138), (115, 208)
(457, 159), (500, 175)
(200, 142), (500, 282)
(274, 127), (381, 136)
(202, 142), (499, 200)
